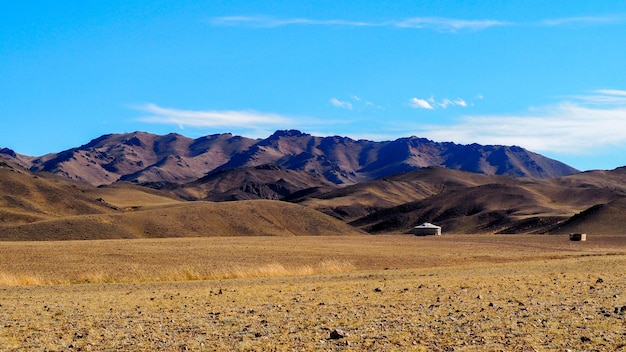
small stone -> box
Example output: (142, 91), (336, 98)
(329, 329), (347, 339)
(596, 278), (604, 283)
(374, 287), (382, 292)
(580, 336), (591, 343)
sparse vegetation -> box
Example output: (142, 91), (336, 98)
(1, 234), (625, 350)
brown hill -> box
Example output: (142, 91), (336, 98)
(295, 166), (626, 234)
(13, 130), (577, 187)
(0, 165), (362, 240)
(0, 201), (364, 241)
(169, 164), (334, 201)
(545, 198), (626, 235)
(0, 162), (113, 225)
(0, 148), (35, 170)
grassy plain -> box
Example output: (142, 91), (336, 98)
(1, 234), (625, 351)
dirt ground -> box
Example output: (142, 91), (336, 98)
(1, 234), (625, 351)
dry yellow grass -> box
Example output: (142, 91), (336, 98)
(1, 234), (625, 351)
(0, 234), (623, 285)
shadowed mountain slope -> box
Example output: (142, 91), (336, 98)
(7, 130), (578, 187)
(169, 164), (335, 201)
(295, 166), (626, 234)
(545, 198), (626, 235)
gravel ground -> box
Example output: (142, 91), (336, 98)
(1, 255), (625, 351)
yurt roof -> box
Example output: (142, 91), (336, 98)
(414, 222), (441, 229)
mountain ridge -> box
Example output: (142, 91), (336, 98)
(1, 130), (579, 187)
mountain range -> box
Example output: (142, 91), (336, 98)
(1, 130), (578, 187)
(2, 130), (624, 238)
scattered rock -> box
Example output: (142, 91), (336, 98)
(329, 329), (347, 339)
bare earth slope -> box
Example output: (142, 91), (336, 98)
(170, 163), (335, 201)
(297, 166), (626, 234)
(8, 130), (578, 187)
(0, 164), (362, 240)
(0, 161), (114, 225)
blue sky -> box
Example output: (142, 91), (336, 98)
(2, 1), (626, 171)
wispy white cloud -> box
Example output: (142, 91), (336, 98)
(569, 89), (626, 105)
(409, 97), (434, 109)
(210, 15), (625, 32)
(393, 17), (510, 32)
(329, 97), (353, 110)
(414, 90), (626, 154)
(210, 16), (376, 28)
(410, 96), (469, 109)
(330, 95), (383, 111)
(437, 98), (468, 108)
(132, 103), (293, 131)
(210, 15), (508, 32)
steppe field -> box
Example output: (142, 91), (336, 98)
(1, 234), (625, 351)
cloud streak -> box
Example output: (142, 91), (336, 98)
(409, 98), (434, 109)
(211, 15), (508, 32)
(393, 17), (509, 32)
(415, 90), (626, 154)
(330, 95), (382, 111)
(132, 103), (293, 133)
(210, 15), (624, 32)
(211, 16), (376, 28)
(329, 97), (353, 110)
(410, 96), (469, 109)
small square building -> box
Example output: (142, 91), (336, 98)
(569, 233), (587, 241)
